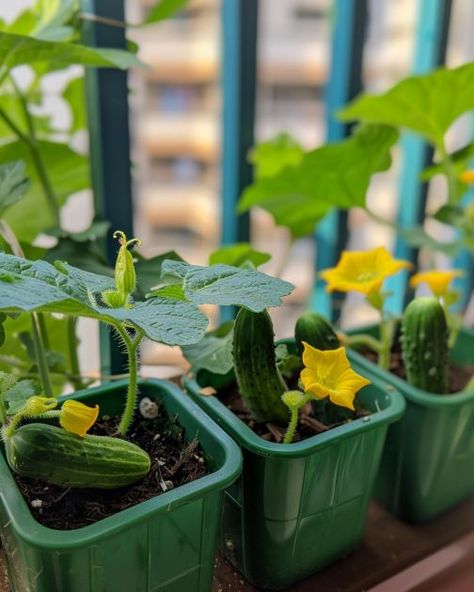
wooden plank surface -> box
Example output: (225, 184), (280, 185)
(1, 499), (473, 591)
(212, 499), (474, 591)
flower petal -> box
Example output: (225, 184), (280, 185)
(409, 269), (464, 297)
(300, 342), (370, 411)
(320, 247), (411, 295)
(60, 400), (99, 438)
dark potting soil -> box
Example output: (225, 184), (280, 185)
(13, 411), (209, 530)
(214, 385), (369, 444)
(362, 343), (473, 393)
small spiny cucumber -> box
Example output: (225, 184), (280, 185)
(295, 312), (339, 355)
(400, 297), (449, 394)
(6, 423), (151, 489)
(233, 308), (289, 424)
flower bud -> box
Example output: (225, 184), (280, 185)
(113, 231), (141, 298)
(24, 396), (58, 415)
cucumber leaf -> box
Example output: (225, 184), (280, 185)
(0, 31), (141, 70)
(158, 260), (294, 310)
(0, 254), (208, 346)
(63, 76), (86, 133)
(134, 250), (184, 298)
(339, 63), (474, 146)
(3, 378), (41, 415)
(250, 133), (304, 180)
(0, 160), (29, 216)
(145, 0), (189, 24)
(209, 243), (271, 268)
(1, 140), (89, 241)
(182, 322), (234, 375)
(238, 124), (398, 238)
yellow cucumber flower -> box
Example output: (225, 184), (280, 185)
(320, 246), (412, 295)
(300, 342), (370, 411)
(459, 170), (474, 184)
(60, 400), (99, 437)
(409, 269), (464, 297)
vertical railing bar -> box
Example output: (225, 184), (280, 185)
(310, 0), (368, 321)
(385, 0), (453, 315)
(220, 0), (258, 246)
(82, 0), (134, 375)
(219, 0), (258, 321)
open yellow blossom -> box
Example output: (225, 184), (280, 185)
(60, 400), (99, 437)
(409, 269), (464, 297)
(320, 247), (411, 295)
(459, 170), (474, 184)
(300, 342), (370, 410)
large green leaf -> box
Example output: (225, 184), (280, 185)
(32, 0), (78, 42)
(63, 75), (86, 133)
(44, 238), (112, 277)
(0, 31), (141, 71)
(250, 133), (304, 180)
(4, 378), (41, 415)
(238, 124), (399, 238)
(0, 160), (29, 216)
(209, 243), (271, 268)
(0, 254), (208, 346)
(145, 0), (189, 24)
(339, 63), (474, 146)
(159, 260), (294, 310)
(181, 321), (234, 375)
(0, 92), (52, 140)
(0, 140), (89, 241)
(134, 251), (184, 298)
(2, 0), (77, 41)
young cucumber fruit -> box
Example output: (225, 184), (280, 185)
(233, 308), (289, 424)
(294, 311), (340, 355)
(400, 297), (449, 394)
(6, 423), (151, 489)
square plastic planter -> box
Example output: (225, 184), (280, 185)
(0, 379), (242, 592)
(348, 325), (474, 523)
(184, 366), (405, 590)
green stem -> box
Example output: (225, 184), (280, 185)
(341, 333), (383, 354)
(0, 103), (60, 227)
(0, 395), (7, 425)
(438, 140), (457, 205)
(117, 326), (144, 436)
(378, 317), (394, 371)
(0, 222), (53, 396)
(3, 413), (24, 439)
(31, 315), (53, 397)
(67, 317), (86, 390)
(283, 406), (299, 444)
(37, 313), (50, 350)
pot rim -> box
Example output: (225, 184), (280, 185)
(0, 378), (242, 548)
(183, 368), (405, 459)
(346, 324), (474, 408)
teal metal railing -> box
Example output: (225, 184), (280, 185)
(83, 0), (473, 372)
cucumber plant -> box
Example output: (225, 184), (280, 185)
(0, 232), (293, 486)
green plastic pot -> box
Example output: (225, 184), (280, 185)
(348, 325), (474, 523)
(184, 359), (405, 590)
(0, 379), (242, 592)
